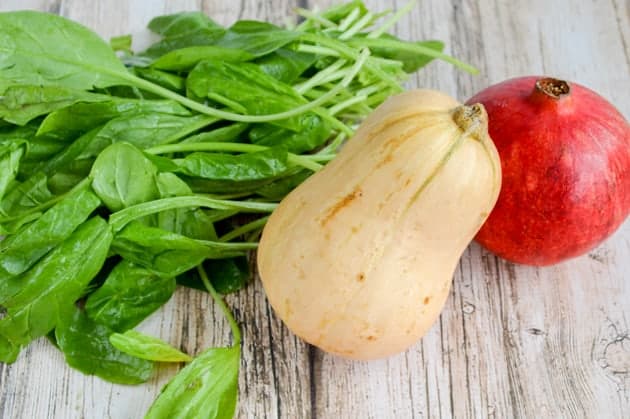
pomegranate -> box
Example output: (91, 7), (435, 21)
(466, 76), (630, 266)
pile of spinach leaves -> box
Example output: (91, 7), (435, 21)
(0, 1), (474, 417)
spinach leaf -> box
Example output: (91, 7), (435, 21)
(55, 305), (155, 384)
(186, 60), (304, 131)
(256, 48), (316, 83)
(249, 112), (331, 153)
(37, 99), (191, 139)
(151, 46), (254, 71)
(171, 147), (290, 192)
(145, 345), (239, 419)
(0, 184), (100, 277)
(0, 172), (53, 217)
(180, 123), (249, 144)
(21, 136), (66, 164)
(91, 142), (159, 212)
(149, 12), (224, 38)
(77, 113), (215, 159)
(0, 11), (129, 93)
(319, 0), (368, 23)
(85, 260), (176, 332)
(37, 126), (101, 175)
(145, 12), (226, 57)
(0, 216), (112, 363)
(135, 68), (185, 93)
(0, 139), (27, 201)
(0, 85), (108, 125)
(0, 124), (38, 142)
(110, 330), (192, 363)
(155, 172), (218, 241)
(111, 222), (249, 278)
(179, 257), (251, 295)
(255, 169), (310, 200)
(48, 158), (94, 195)
(349, 36), (444, 73)
(215, 20), (299, 57)
(207, 257), (251, 294)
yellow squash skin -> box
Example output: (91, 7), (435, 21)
(257, 89), (501, 360)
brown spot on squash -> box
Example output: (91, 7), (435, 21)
(357, 272), (366, 282)
(320, 187), (362, 226)
(423, 296), (431, 305)
(366, 335), (377, 341)
(375, 153), (394, 169)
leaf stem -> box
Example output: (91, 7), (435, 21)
(350, 37), (479, 74)
(367, 0), (416, 38)
(144, 142), (324, 172)
(109, 196), (277, 232)
(218, 216), (269, 242)
(114, 49), (370, 123)
(298, 33), (403, 92)
(198, 265), (241, 346)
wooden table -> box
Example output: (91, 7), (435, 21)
(0, 0), (628, 418)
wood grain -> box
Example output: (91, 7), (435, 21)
(0, 0), (628, 418)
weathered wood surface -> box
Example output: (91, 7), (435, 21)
(0, 0), (628, 418)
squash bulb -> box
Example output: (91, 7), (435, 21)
(257, 90), (501, 360)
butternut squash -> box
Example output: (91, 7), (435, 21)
(257, 89), (501, 360)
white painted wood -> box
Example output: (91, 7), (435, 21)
(0, 0), (628, 418)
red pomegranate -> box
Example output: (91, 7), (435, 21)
(467, 76), (630, 266)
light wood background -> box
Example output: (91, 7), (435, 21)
(0, 0), (628, 418)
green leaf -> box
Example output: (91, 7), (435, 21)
(38, 99), (191, 139)
(255, 169), (310, 200)
(0, 172), (53, 217)
(186, 60), (304, 131)
(0, 85), (109, 125)
(145, 12), (226, 57)
(90, 142), (159, 212)
(0, 139), (27, 202)
(21, 136), (66, 164)
(351, 36), (444, 73)
(255, 48), (316, 83)
(77, 113), (215, 160)
(37, 126), (101, 175)
(176, 257), (251, 295)
(110, 330), (192, 363)
(180, 123), (249, 144)
(0, 11), (129, 93)
(85, 260), (176, 332)
(320, 0), (368, 23)
(111, 222), (248, 278)
(150, 46), (254, 71)
(215, 20), (299, 57)
(56, 305), (155, 384)
(47, 158), (94, 195)
(249, 112), (331, 153)
(145, 345), (239, 419)
(149, 12), (224, 38)
(207, 257), (251, 294)
(135, 67), (185, 93)
(0, 183), (100, 277)
(171, 146), (290, 192)
(155, 172), (218, 241)
(0, 216), (112, 362)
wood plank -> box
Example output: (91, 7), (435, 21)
(0, 0), (628, 418)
